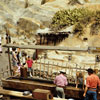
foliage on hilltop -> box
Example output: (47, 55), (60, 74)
(51, 8), (100, 36)
(51, 8), (94, 30)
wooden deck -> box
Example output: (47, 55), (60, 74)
(0, 87), (33, 99)
(0, 87), (67, 100)
(1, 78), (100, 99)
(2, 78), (83, 99)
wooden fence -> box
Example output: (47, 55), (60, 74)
(32, 56), (98, 84)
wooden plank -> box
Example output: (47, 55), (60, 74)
(7, 48), (12, 76)
(53, 97), (67, 100)
(2, 78), (100, 99)
(0, 87), (70, 100)
(36, 62), (87, 70)
(2, 78), (55, 93)
(1, 78), (83, 99)
(3, 44), (88, 51)
(0, 87), (33, 99)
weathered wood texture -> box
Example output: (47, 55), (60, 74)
(2, 78), (55, 94)
(2, 78), (100, 99)
(2, 78), (82, 99)
(0, 87), (66, 100)
(3, 44), (88, 51)
(33, 89), (53, 100)
(0, 87), (33, 99)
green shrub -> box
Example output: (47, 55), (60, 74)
(51, 8), (94, 30)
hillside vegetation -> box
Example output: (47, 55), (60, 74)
(51, 8), (100, 37)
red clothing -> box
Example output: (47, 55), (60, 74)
(86, 74), (100, 88)
(26, 60), (33, 68)
(54, 74), (68, 87)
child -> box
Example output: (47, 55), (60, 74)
(26, 56), (33, 77)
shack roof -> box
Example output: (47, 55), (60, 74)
(36, 28), (70, 35)
(59, 25), (74, 33)
(36, 28), (53, 35)
(3, 44), (88, 51)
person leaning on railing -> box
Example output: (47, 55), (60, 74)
(76, 71), (85, 90)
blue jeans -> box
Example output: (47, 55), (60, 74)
(84, 90), (97, 100)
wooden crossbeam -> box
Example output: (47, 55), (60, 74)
(3, 44), (88, 51)
(0, 87), (33, 99)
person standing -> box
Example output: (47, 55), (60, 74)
(21, 51), (27, 67)
(12, 47), (18, 76)
(76, 71), (85, 89)
(16, 48), (21, 65)
(26, 56), (33, 77)
(5, 30), (11, 44)
(83, 68), (100, 100)
(54, 71), (68, 99)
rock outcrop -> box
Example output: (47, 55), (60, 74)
(0, 0), (100, 44)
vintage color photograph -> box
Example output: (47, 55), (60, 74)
(0, 0), (100, 100)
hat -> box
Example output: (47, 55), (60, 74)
(28, 56), (30, 58)
(23, 91), (31, 96)
(86, 68), (93, 73)
(60, 70), (66, 74)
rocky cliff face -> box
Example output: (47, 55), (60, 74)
(0, 0), (100, 44)
(0, 0), (100, 78)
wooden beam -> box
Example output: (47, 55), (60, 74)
(0, 87), (33, 99)
(2, 78), (100, 99)
(7, 48), (12, 76)
(1, 78), (83, 99)
(3, 44), (88, 51)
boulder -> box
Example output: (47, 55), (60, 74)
(17, 18), (39, 33)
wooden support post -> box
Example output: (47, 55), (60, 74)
(1, 68), (4, 77)
(65, 63), (67, 74)
(43, 58), (45, 78)
(6, 66), (9, 77)
(36, 49), (38, 59)
(8, 47), (12, 76)
(62, 61), (63, 72)
(76, 64), (78, 73)
(20, 67), (27, 78)
(39, 58), (41, 77)
(70, 66), (71, 76)
(70, 66), (72, 76)
(43, 35), (45, 44)
(35, 58), (37, 70)
(40, 34), (42, 45)
(51, 62), (54, 80)
(47, 61), (49, 79)
(56, 63), (58, 75)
